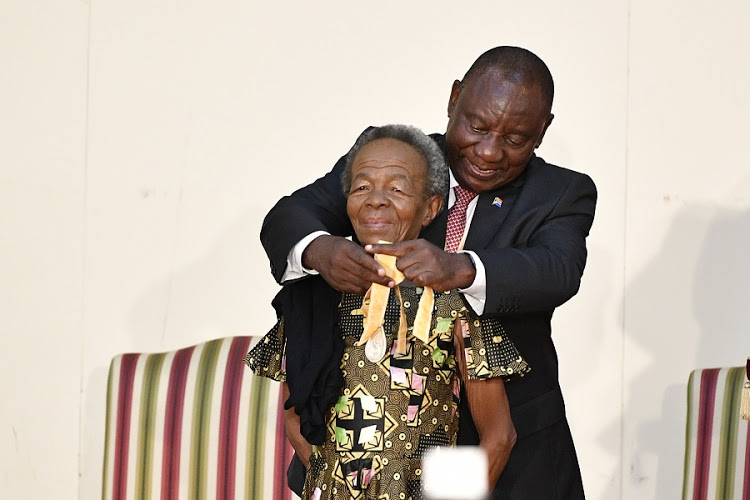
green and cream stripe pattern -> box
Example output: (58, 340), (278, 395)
(683, 366), (750, 499)
(102, 336), (295, 500)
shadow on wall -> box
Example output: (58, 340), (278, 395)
(80, 204), (282, 499)
(588, 247), (623, 500)
(131, 204), (280, 350)
(618, 200), (750, 498)
(556, 241), (623, 500)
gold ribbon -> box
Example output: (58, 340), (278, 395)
(357, 243), (434, 355)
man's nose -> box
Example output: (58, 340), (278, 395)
(474, 137), (503, 163)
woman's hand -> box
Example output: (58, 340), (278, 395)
(282, 383), (313, 466)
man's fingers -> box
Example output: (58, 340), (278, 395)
(365, 241), (414, 257)
(308, 236), (393, 292)
(334, 257), (390, 292)
(344, 251), (391, 287)
(349, 246), (386, 275)
(329, 270), (372, 294)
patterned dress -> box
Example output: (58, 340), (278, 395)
(246, 286), (529, 500)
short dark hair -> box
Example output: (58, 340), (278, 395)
(462, 46), (554, 110)
(341, 125), (449, 201)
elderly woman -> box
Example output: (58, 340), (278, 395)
(246, 125), (528, 500)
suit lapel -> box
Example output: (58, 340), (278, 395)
(464, 182), (521, 251)
(419, 180), (521, 251)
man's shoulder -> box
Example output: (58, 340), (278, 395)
(525, 155), (596, 191)
(428, 132), (446, 146)
(528, 155), (591, 179)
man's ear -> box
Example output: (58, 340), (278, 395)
(447, 80), (461, 117)
(422, 195), (444, 227)
(535, 113), (555, 149)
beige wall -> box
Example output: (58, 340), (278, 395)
(2, 1), (749, 498)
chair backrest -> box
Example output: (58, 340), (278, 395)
(683, 366), (750, 500)
(102, 336), (295, 500)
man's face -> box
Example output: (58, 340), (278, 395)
(347, 138), (442, 245)
(445, 69), (554, 193)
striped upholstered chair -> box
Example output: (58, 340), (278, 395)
(102, 336), (296, 500)
(682, 361), (750, 499)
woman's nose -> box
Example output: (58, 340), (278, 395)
(365, 188), (389, 207)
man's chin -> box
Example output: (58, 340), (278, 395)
(459, 170), (510, 193)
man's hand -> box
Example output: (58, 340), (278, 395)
(302, 235), (392, 294)
(366, 239), (476, 292)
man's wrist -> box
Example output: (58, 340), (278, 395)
(457, 250), (487, 315)
(455, 252), (477, 289)
(301, 234), (330, 271)
(282, 231), (327, 283)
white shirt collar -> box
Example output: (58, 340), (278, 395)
(448, 170), (458, 208)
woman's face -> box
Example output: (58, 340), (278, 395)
(347, 138), (442, 245)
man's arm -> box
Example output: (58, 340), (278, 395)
(369, 170), (596, 316)
(477, 171), (597, 316)
(260, 144), (390, 293)
(260, 154), (352, 282)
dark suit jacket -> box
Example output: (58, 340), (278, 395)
(261, 132), (597, 498)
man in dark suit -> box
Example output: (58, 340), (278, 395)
(261, 46), (596, 499)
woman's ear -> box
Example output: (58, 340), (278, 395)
(422, 195), (444, 227)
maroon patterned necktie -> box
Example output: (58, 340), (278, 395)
(444, 186), (478, 253)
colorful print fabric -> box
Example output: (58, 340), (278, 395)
(246, 287), (529, 500)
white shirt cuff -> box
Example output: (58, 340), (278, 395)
(458, 250), (487, 315)
(280, 231), (329, 282)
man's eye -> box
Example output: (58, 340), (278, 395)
(470, 124), (485, 133)
(506, 137), (525, 147)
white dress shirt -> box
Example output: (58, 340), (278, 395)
(280, 170), (488, 314)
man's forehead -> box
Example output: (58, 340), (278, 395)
(462, 71), (551, 117)
(465, 69), (537, 94)
(467, 67), (551, 110)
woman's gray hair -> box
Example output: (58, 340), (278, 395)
(341, 125), (449, 201)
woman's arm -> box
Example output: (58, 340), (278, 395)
(463, 377), (516, 488)
(454, 334), (517, 489)
(282, 382), (313, 467)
